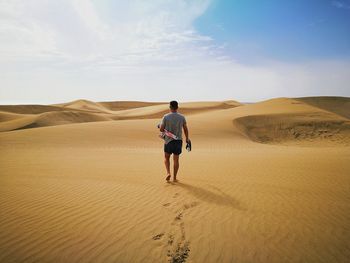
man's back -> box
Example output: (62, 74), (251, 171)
(161, 112), (186, 144)
(160, 100), (189, 182)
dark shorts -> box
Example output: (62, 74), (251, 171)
(164, 140), (183, 155)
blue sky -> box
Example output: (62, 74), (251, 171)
(0, 0), (349, 104)
(195, 0), (350, 63)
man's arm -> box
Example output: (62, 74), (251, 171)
(159, 116), (166, 132)
(183, 123), (189, 142)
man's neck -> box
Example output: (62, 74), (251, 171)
(170, 110), (177, 113)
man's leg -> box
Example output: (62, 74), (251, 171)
(173, 154), (179, 181)
(164, 152), (171, 181)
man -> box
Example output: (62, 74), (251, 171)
(159, 101), (189, 182)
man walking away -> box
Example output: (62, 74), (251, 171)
(159, 101), (189, 182)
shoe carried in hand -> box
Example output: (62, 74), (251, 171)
(186, 140), (192, 152)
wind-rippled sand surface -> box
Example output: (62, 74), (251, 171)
(0, 97), (349, 262)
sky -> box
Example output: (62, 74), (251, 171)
(0, 0), (349, 104)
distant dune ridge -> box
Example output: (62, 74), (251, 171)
(0, 99), (241, 131)
(0, 97), (349, 145)
(233, 97), (350, 145)
(1, 96), (350, 263)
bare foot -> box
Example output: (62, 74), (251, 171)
(166, 174), (171, 182)
(173, 178), (178, 182)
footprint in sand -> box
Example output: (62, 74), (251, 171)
(183, 202), (199, 210)
(162, 199), (199, 262)
(167, 234), (174, 245)
(175, 212), (183, 221)
(152, 233), (165, 240)
(169, 241), (190, 263)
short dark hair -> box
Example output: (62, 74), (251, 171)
(170, 100), (178, 110)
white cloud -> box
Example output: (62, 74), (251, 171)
(0, 0), (349, 104)
(0, 0), (213, 65)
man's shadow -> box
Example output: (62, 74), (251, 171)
(173, 181), (245, 211)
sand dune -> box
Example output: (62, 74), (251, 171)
(0, 111), (28, 122)
(0, 104), (64, 114)
(25, 111), (111, 129)
(99, 101), (164, 111)
(0, 113), (37, 132)
(56, 99), (117, 114)
(296, 96), (350, 119)
(0, 97), (349, 263)
(232, 98), (350, 145)
(0, 111), (112, 132)
(1, 97), (349, 144)
(234, 113), (350, 145)
(112, 101), (241, 120)
(0, 100), (241, 132)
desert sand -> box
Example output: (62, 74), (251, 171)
(0, 97), (349, 263)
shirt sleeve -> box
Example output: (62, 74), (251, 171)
(183, 115), (187, 125)
(160, 115), (166, 127)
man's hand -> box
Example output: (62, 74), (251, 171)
(159, 123), (165, 132)
(185, 138), (192, 152)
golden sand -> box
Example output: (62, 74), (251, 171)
(0, 97), (349, 262)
